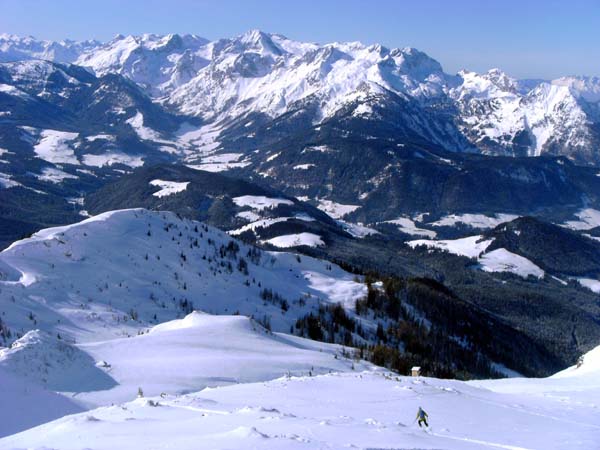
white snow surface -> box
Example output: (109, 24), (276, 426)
(2, 33), (599, 160)
(85, 134), (115, 142)
(149, 179), (190, 197)
(236, 210), (261, 222)
(188, 153), (252, 172)
(0, 367), (84, 438)
(408, 235), (493, 258)
(408, 236), (545, 279)
(0, 209), (372, 433)
(3, 359), (600, 449)
(229, 215), (314, 237)
(479, 248), (545, 279)
(0, 209), (366, 344)
(82, 152), (144, 168)
(65, 312), (370, 408)
(563, 208), (600, 230)
(125, 111), (163, 141)
(36, 167), (78, 184)
(0, 172), (21, 189)
(0, 210), (598, 448)
(430, 213), (519, 229)
(262, 233), (325, 249)
(232, 195), (294, 210)
(33, 129), (79, 165)
(337, 220), (379, 238)
(316, 199), (360, 219)
(384, 217), (437, 238)
(575, 278), (600, 294)
(292, 163), (315, 170)
(0, 83), (31, 100)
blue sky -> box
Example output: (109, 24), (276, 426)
(1, 0), (598, 79)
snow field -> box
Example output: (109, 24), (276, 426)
(149, 179), (190, 197)
(233, 195), (294, 210)
(429, 213), (519, 229)
(383, 217), (437, 238)
(407, 236), (545, 278)
(0, 209), (367, 345)
(316, 199), (360, 219)
(262, 233), (325, 249)
(3, 363), (600, 449)
(33, 129), (79, 165)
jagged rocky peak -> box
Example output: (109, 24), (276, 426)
(484, 68), (518, 92)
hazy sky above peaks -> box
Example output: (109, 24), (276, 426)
(1, 0), (599, 79)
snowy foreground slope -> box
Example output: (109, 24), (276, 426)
(0, 209), (599, 448)
(2, 346), (600, 450)
(0, 310), (370, 438)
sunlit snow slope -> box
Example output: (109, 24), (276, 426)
(2, 346), (599, 449)
(0, 209), (371, 435)
(0, 210), (599, 448)
(0, 208), (365, 344)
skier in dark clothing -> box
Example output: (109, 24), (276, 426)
(416, 406), (429, 427)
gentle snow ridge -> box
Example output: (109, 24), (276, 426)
(0, 208), (367, 344)
(316, 199), (360, 219)
(408, 235), (493, 258)
(479, 248), (544, 279)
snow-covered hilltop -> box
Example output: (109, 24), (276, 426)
(0, 208), (373, 434)
(2, 342), (599, 449)
(0, 208), (366, 345)
(1, 30), (599, 163)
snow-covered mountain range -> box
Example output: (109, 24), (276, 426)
(2, 30), (598, 163)
(2, 30), (600, 249)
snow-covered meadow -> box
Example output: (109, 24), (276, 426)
(407, 235), (545, 279)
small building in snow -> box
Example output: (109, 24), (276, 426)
(411, 366), (421, 377)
